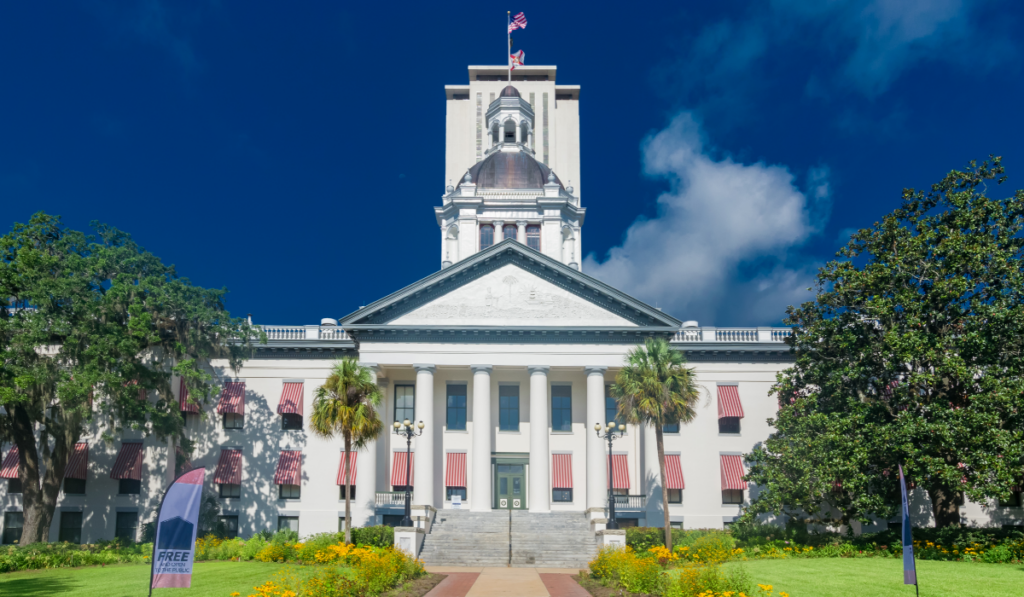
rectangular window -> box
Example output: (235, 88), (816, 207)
(663, 423), (680, 433)
(393, 485), (413, 493)
(2, 512), (23, 545)
(668, 489), (683, 504)
(719, 417), (741, 434)
(339, 485), (356, 500)
(279, 484), (301, 499)
(499, 386), (520, 431)
(281, 413), (303, 430)
(220, 515), (239, 539)
(338, 516), (346, 532)
(7, 479), (23, 494)
(553, 488), (573, 502)
(551, 386), (572, 432)
(59, 511), (82, 544)
(605, 391), (623, 428)
(394, 385), (415, 424)
(63, 478), (86, 495)
(446, 487), (467, 501)
(480, 225), (495, 250)
(382, 514), (404, 527)
(446, 385), (467, 431)
(722, 489), (744, 505)
(1000, 492), (1022, 508)
(278, 516), (299, 534)
(670, 521), (683, 530)
(115, 511), (138, 542)
(119, 478), (141, 495)
(223, 412), (244, 429)
(526, 225), (541, 251)
(220, 483), (241, 498)
(182, 411), (200, 428)
(612, 488), (629, 496)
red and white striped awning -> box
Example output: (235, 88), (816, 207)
(277, 382), (304, 416)
(665, 454), (685, 490)
(336, 452), (357, 486)
(552, 454), (573, 489)
(273, 450), (301, 485)
(179, 378), (198, 413)
(217, 382), (245, 415)
(0, 447), (19, 479)
(390, 451), (414, 487)
(445, 452), (466, 488)
(607, 454), (629, 489)
(65, 443), (89, 479)
(110, 442), (144, 481)
(720, 454), (748, 490)
(717, 385), (744, 419)
(214, 449), (243, 484)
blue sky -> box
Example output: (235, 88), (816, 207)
(1, 1), (1021, 326)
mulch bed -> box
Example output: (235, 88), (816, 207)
(573, 574), (656, 597)
(382, 573), (447, 597)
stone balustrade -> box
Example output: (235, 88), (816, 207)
(672, 327), (792, 343)
(261, 325), (350, 341)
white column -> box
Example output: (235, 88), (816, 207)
(644, 423), (664, 526)
(528, 365), (550, 512)
(493, 220), (505, 242)
(516, 220), (527, 244)
(585, 366), (608, 510)
(356, 363), (383, 525)
(471, 365), (493, 511)
(515, 121), (522, 144)
(413, 364), (435, 508)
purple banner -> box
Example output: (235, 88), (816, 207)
(150, 468), (205, 589)
(899, 465), (917, 585)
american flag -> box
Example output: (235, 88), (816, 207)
(508, 11), (527, 33)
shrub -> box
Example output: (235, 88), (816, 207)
(241, 535), (268, 561)
(0, 542), (152, 573)
(271, 528), (299, 544)
(665, 562), (754, 597)
(239, 545), (424, 597)
(351, 525), (394, 548)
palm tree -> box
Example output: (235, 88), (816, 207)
(611, 337), (702, 551)
(310, 358), (384, 545)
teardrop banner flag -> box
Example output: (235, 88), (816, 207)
(149, 467), (205, 594)
(899, 464), (919, 595)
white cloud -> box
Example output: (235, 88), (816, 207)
(583, 113), (828, 325)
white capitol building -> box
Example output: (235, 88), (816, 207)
(2, 64), (1012, 558)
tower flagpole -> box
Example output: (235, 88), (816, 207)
(507, 11), (511, 83)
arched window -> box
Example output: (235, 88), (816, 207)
(526, 225), (541, 251)
(503, 224), (517, 241)
(480, 224), (495, 250)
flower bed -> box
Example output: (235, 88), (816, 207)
(586, 545), (788, 597)
(0, 540), (152, 573)
(235, 542), (424, 597)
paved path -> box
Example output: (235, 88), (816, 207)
(424, 567), (588, 597)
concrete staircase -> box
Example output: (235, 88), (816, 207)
(418, 510), (597, 568)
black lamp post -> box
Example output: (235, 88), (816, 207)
(595, 421), (626, 530)
(393, 418), (424, 528)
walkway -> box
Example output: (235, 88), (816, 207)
(423, 566), (590, 597)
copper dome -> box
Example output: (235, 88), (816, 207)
(461, 151), (563, 190)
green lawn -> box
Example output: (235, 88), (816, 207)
(0, 561), (286, 597)
(722, 558), (1024, 597)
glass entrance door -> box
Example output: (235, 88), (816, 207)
(495, 464), (527, 509)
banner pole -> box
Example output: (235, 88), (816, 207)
(507, 11), (511, 83)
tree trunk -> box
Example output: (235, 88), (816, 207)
(344, 435), (352, 545)
(655, 425), (672, 551)
(10, 405), (74, 545)
(927, 484), (962, 528)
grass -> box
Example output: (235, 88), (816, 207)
(721, 558), (1024, 597)
(0, 561), (287, 596)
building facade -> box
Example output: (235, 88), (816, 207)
(2, 64), (1018, 545)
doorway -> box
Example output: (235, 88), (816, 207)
(494, 464), (527, 510)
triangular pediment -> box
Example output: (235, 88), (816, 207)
(341, 240), (682, 334)
(391, 262), (633, 326)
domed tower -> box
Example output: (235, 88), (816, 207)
(438, 69), (583, 270)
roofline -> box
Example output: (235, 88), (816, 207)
(339, 239), (682, 328)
